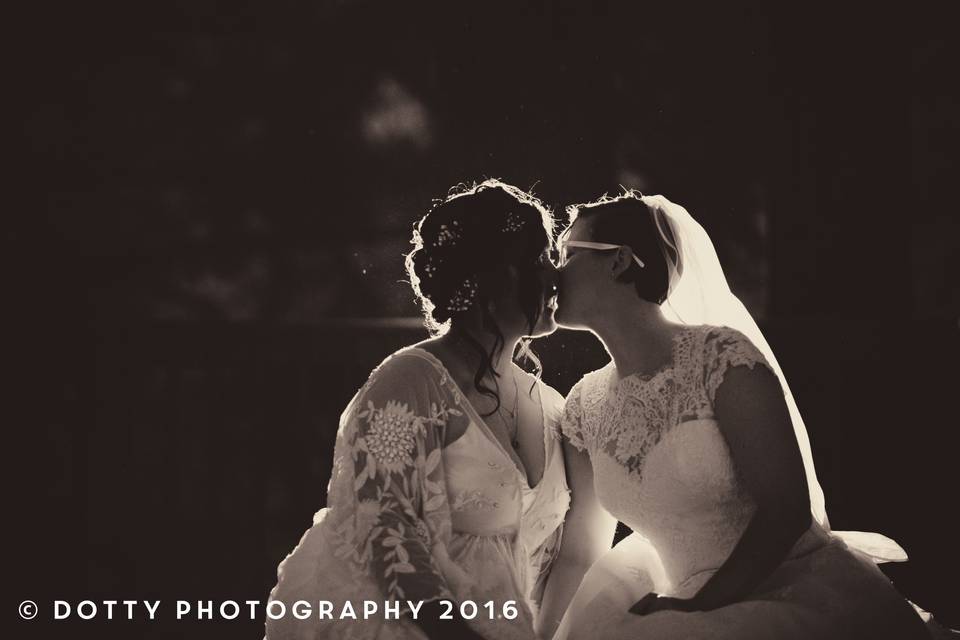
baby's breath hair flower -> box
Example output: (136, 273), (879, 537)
(446, 277), (478, 313)
(433, 220), (461, 248)
(502, 211), (526, 233)
(421, 255), (439, 278)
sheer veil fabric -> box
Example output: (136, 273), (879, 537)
(642, 194), (906, 563)
(548, 195), (931, 640)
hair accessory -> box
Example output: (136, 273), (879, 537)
(502, 211), (526, 233)
(433, 220), (461, 247)
(421, 255), (439, 278)
(446, 277), (478, 312)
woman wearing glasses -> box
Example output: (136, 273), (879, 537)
(265, 180), (569, 640)
(538, 191), (933, 640)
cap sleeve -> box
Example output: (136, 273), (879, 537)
(703, 327), (776, 405)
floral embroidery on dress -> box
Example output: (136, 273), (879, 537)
(356, 400), (421, 475)
(354, 499), (382, 542)
(332, 360), (467, 605)
(452, 488), (499, 511)
(271, 347), (570, 638)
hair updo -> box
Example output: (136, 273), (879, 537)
(405, 179), (555, 412)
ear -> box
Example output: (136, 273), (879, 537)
(610, 246), (636, 279)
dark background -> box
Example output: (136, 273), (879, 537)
(14, 2), (958, 638)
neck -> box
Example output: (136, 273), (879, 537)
(448, 323), (521, 379)
(587, 295), (679, 378)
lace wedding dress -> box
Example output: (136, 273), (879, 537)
(553, 325), (929, 640)
(266, 347), (569, 640)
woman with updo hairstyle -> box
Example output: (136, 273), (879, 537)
(266, 179), (571, 640)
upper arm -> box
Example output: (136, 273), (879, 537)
(713, 363), (809, 518)
(556, 380), (617, 566)
(559, 438), (618, 566)
(351, 359), (446, 496)
(346, 356), (457, 602)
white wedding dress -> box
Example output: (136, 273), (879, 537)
(266, 347), (570, 640)
(553, 325), (929, 640)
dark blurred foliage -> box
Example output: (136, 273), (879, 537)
(12, 2), (958, 638)
(17, 2), (959, 326)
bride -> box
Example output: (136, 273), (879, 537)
(265, 180), (569, 640)
(537, 191), (933, 639)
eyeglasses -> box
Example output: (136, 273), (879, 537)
(556, 239), (646, 268)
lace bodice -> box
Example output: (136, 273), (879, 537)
(559, 325), (771, 478)
(558, 325), (774, 597)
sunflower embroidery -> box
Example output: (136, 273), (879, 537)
(358, 400), (421, 475)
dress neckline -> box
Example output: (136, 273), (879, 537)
(400, 346), (549, 491)
(607, 325), (696, 388)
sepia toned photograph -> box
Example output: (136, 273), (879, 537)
(15, 2), (957, 638)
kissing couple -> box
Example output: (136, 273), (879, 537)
(265, 179), (939, 640)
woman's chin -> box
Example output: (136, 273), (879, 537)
(529, 303), (559, 337)
(553, 304), (585, 330)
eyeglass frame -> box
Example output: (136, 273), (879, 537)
(556, 238), (646, 268)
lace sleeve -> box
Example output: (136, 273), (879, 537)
(703, 327), (776, 405)
(340, 356), (461, 608)
(559, 379), (589, 453)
